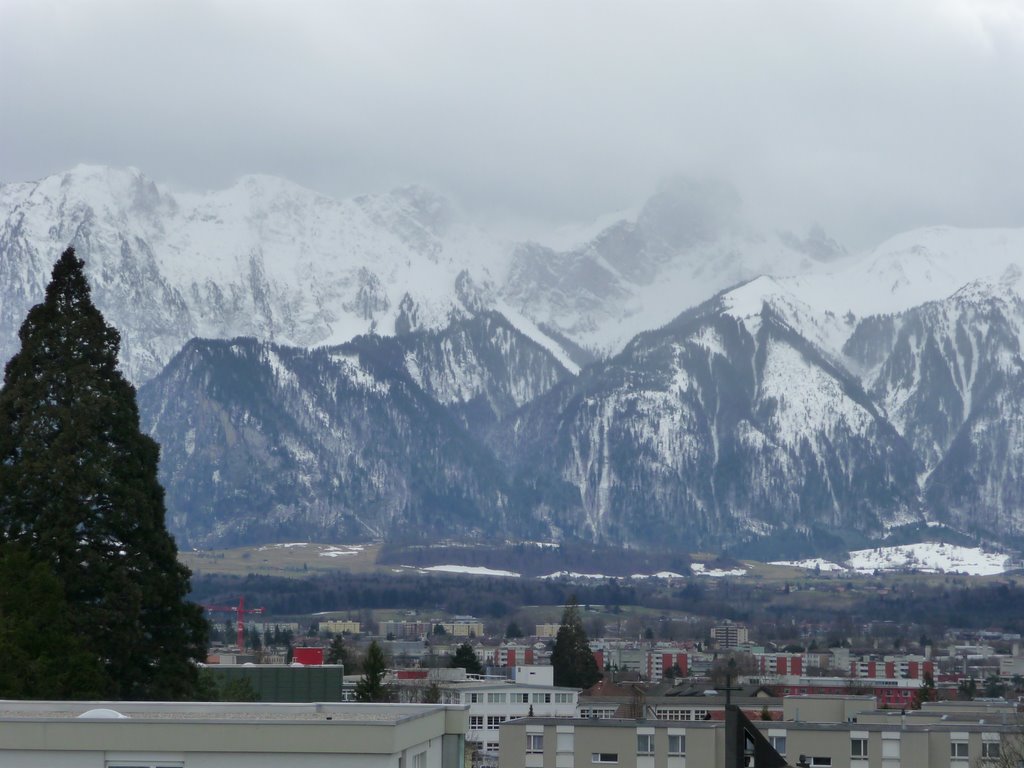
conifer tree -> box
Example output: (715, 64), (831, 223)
(451, 642), (484, 674)
(551, 596), (601, 689)
(0, 248), (207, 699)
(355, 640), (390, 702)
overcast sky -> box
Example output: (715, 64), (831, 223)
(2, 0), (1023, 248)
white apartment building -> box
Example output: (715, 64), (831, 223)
(433, 667), (579, 766)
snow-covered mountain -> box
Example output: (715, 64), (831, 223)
(7, 165), (1024, 553)
(496, 293), (921, 552)
(0, 165), (510, 382)
(0, 166), (838, 382)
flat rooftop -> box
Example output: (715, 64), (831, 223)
(0, 700), (462, 724)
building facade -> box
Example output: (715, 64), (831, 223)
(0, 700), (467, 768)
(501, 696), (1021, 768)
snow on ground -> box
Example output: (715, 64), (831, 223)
(630, 571), (687, 579)
(846, 543), (1009, 575)
(418, 564), (521, 578)
(318, 545), (365, 558)
(540, 571), (612, 580)
(769, 558), (848, 572)
(691, 563), (747, 577)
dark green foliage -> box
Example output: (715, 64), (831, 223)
(355, 640), (390, 702)
(551, 597), (601, 689)
(326, 635), (351, 668)
(0, 248), (207, 699)
(0, 543), (107, 698)
(505, 621), (524, 639)
(451, 642), (483, 675)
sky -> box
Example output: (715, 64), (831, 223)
(2, 0), (1023, 248)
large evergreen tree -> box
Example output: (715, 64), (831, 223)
(550, 596), (601, 689)
(0, 248), (207, 699)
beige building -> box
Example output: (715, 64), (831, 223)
(0, 700), (467, 768)
(444, 621), (485, 638)
(321, 619), (362, 634)
(501, 695), (1022, 768)
(536, 624), (562, 639)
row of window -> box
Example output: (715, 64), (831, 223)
(524, 729), (1001, 762)
(466, 691), (573, 704)
(528, 733), (689, 759)
(951, 740), (1001, 760)
(469, 715), (510, 730)
(653, 708), (708, 721)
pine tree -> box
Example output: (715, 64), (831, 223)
(551, 596), (601, 689)
(451, 642), (483, 674)
(0, 248), (207, 699)
(355, 640), (390, 702)
(326, 635), (352, 667)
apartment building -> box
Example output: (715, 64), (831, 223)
(383, 618), (485, 639)
(536, 623), (562, 638)
(321, 619), (361, 634)
(591, 645), (689, 683)
(430, 668), (578, 765)
(710, 621), (749, 649)
(501, 695), (1021, 768)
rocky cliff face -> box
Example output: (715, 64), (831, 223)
(499, 296), (920, 551)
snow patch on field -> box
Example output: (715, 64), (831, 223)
(418, 564), (521, 577)
(846, 542), (1009, 575)
(254, 542), (367, 557)
(630, 571), (687, 579)
(691, 563), (747, 577)
(769, 558), (848, 572)
(540, 571), (611, 580)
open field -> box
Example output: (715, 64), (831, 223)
(181, 542), (383, 577)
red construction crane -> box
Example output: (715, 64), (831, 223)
(200, 596), (266, 650)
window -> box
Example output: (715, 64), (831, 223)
(656, 708), (689, 720)
(470, 716), (484, 729)
(514, 692), (529, 703)
(488, 692), (507, 703)
(485, 742), (499, 753)
(851, 738), (868, 758)
(412, 752), (426, 768)
(983, 741), (1001, 759)
(951, 741), (969, 760)
(881, 734), (900, 760)
(636, 734), (654, 755)
(668, 735), (685, 756)
(533, 693), (552, 704)
(555, 692), (573, 703)
(807, 759), (831, 768)
(692, 709), (708, 720)
(468, 693), (481, 703)
(527, 733), (544, 754)
(768, 736), (786, 756)
(557, 733), (575, 753)
(591, 754), (618, 764)
(486, 715), (507, 730)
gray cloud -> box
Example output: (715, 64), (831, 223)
(2, 0), (1023, 247)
